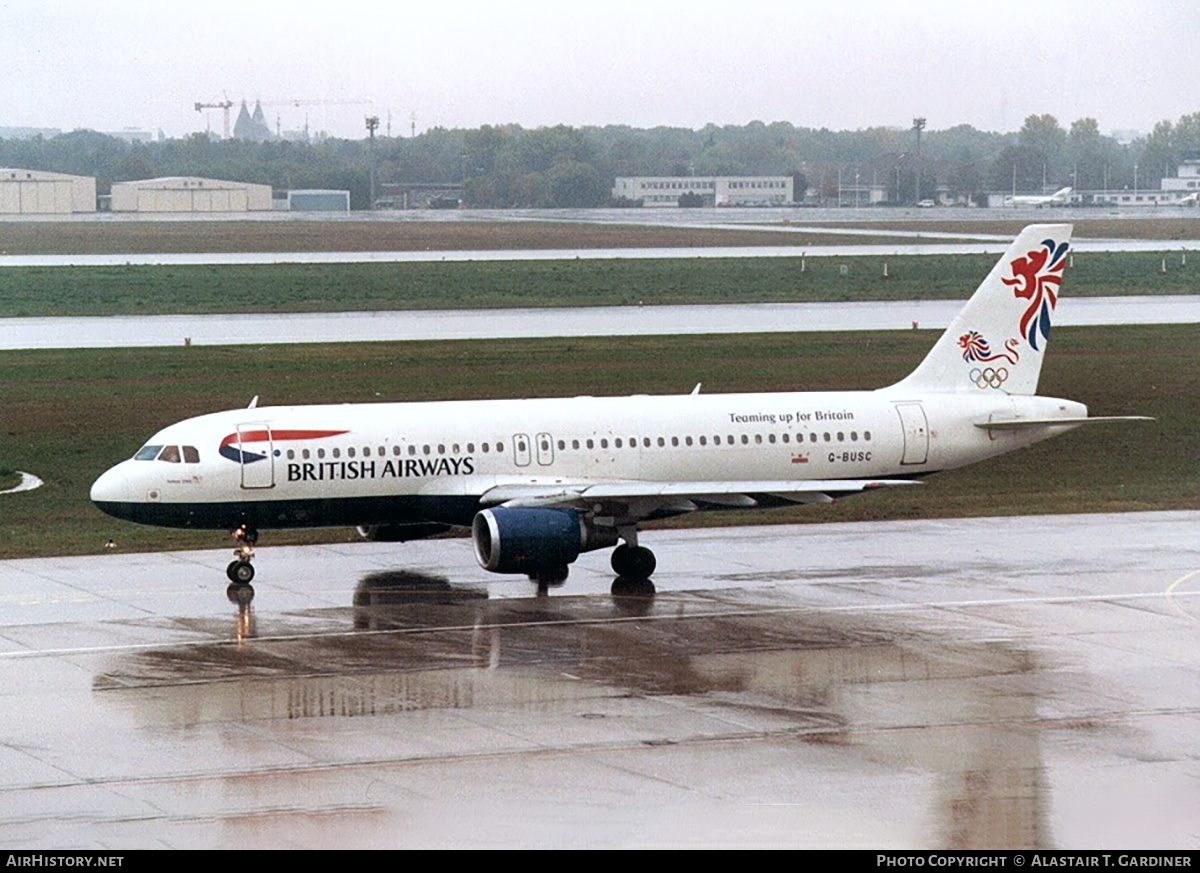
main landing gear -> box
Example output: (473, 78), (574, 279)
(610, 531), (657, 597)
(610, 542), (656, 580)
(226, 525), (258, 604)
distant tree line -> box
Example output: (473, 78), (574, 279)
(4, 112), (1200, 209)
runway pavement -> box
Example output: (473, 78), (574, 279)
(4, 296), (1197, 350)
(0, 511), (1195, 848)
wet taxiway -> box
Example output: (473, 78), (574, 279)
(0, 512), (1196, 849)
(4, 296), (1198, 350)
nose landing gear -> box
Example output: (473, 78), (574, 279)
(226, 525), (258, 601)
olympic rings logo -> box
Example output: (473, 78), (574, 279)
(970, 367), (1008, 389)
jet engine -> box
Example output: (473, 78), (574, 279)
(472, 506), (618, 574)
(356, 522), (451, 542)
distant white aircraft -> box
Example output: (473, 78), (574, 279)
(92, 224), (1147, 601)
(1007, 187), (1073, 208)
(1179, 192), (1199, 206)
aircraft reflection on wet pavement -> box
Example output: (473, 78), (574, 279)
(91, 574), (1053, 848)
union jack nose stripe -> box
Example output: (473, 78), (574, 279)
(218, 429), (349, 464)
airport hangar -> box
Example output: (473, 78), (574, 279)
(110, 176), (273, 212)
(0, 168), (96, 214)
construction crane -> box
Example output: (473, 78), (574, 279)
(193, 95), (234, 140)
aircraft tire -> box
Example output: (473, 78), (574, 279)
(614, 545), (655, 580)
(227, 560), (255, 585)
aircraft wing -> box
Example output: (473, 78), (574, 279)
(480, 478), (920, 516)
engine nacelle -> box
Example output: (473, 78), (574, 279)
(356, 522), (451, 542)
(472, 506), (618, 574)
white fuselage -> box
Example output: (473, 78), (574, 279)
(90, 387), (1086, 532)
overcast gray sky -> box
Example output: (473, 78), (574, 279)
(3, 0), (1196, 140)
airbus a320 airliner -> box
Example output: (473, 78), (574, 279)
(91, 224), (1144, 599)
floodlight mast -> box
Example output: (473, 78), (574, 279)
(366, 115), (381, 210)
(912, 117), (926, 204)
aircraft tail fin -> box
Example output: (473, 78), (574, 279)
(888, 223), (1072, 396)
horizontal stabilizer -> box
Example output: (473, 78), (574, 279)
(975, 416), (1153, 430)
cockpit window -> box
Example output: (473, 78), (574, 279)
(134, 445), (163, 461)
(182, 446), (200, 463)
(158, 445), (182, 463)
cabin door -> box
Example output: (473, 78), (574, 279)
(237, 423), (275, 489)
(895, 403), (929, 466)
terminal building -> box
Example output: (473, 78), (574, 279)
(989, 153), (1200, 208)
(0, 169), (96, 214)
(110, 176), (273, 213)
(612, 176), (794, 207)
(1093, 152), (1200, 206)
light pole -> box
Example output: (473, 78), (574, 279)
(365, 115), (380, 211)
(912, 117), (926, 205)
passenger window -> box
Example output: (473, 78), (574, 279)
(362, 447), (370, 457)
(864, 431), (872, 441)
(183, 446), (200, 463)
(134, 445), (163, 461)
(333, 448), (341, 459)
(768, 434), (776, 444)
(671, 437), (679, 447)
(158, 445), (181, 463)
(467, 443), (475, 453)
(741, 435), (749, 445)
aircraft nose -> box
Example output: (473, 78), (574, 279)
(91, 463), (134, 514)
